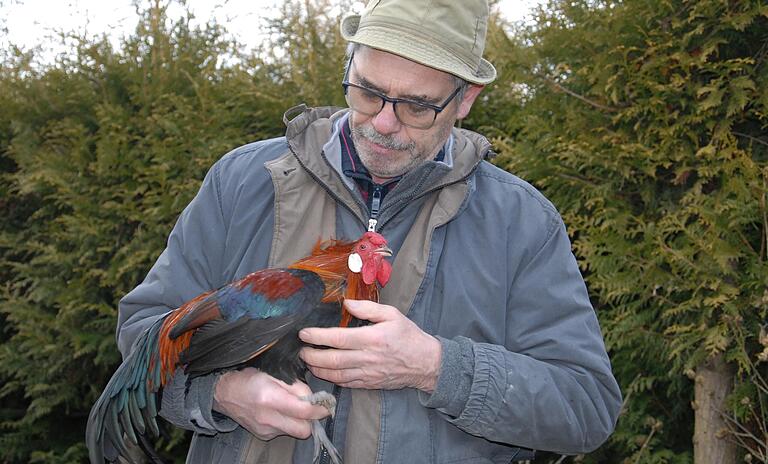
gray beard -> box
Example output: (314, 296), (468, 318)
(351, 124), (416, 152)
(350, 124), (424, 178)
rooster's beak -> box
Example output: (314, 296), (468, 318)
(375, 245), (393, 257)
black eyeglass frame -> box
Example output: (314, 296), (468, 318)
(341, 53), (463, 129)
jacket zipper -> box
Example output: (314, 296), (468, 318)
(367, 185), (383, 232)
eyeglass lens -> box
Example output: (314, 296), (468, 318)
(345, 85), (437, 129)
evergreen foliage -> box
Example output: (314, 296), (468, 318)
(494, 0), (768, 461)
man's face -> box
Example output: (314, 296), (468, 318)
(347, 47), (481, 183)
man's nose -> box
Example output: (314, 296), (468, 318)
(371, 102), (401, 135)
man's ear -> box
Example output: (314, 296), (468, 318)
(456, 84), (485, 120)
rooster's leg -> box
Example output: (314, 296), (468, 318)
(300, 391), (341, 464)
(301, 390), (336, 418)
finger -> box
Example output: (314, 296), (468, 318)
(272, 391), (333, 421)
(300, 347), (370, 369)
(308, 366), (365, 385)
(301, 322), (392, 350)
(253, 373), (313, 402)
(270, 414), (313, 439)
(299, 326), (355, 348)
(262, 378), (331, 421)
(343, 299), (400, 323)
(332, 379), (372, 389)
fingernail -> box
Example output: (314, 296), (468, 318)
(299, 329), (309, 340)
(345, 299), (360, 308)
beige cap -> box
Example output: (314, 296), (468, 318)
(341, 0), (497, 85)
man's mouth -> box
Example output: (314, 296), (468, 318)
(364, 137), (399, 155)
(353, 124), (413, 154)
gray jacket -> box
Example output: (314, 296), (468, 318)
(117, 106), (622, 463)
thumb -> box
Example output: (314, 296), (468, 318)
(343, 299), (398, 323)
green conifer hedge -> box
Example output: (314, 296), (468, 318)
(494, 1), (768, 462)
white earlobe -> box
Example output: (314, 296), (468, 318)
(348, 253), (363, 273)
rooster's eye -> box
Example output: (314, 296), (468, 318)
(360, 244), (367, 250)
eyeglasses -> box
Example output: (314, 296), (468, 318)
(341, 55), (463, 130)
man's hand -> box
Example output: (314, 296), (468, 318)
(213, 368), (331, 440)
(298, 299), (442, 393)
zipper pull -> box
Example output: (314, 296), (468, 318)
(368, 186), (382, 232)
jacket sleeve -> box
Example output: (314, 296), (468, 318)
(116, 162), (238, 435)
(420, 217), (622, 454)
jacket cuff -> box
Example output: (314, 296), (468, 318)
(418, 336), (475, 417)
(159, 368), (239, 435)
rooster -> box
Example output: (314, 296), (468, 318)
(86, 231), (393, 464)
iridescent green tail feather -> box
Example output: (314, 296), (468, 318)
(86, 317), (165, 463)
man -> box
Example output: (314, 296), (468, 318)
(117, 0), (622, 462)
